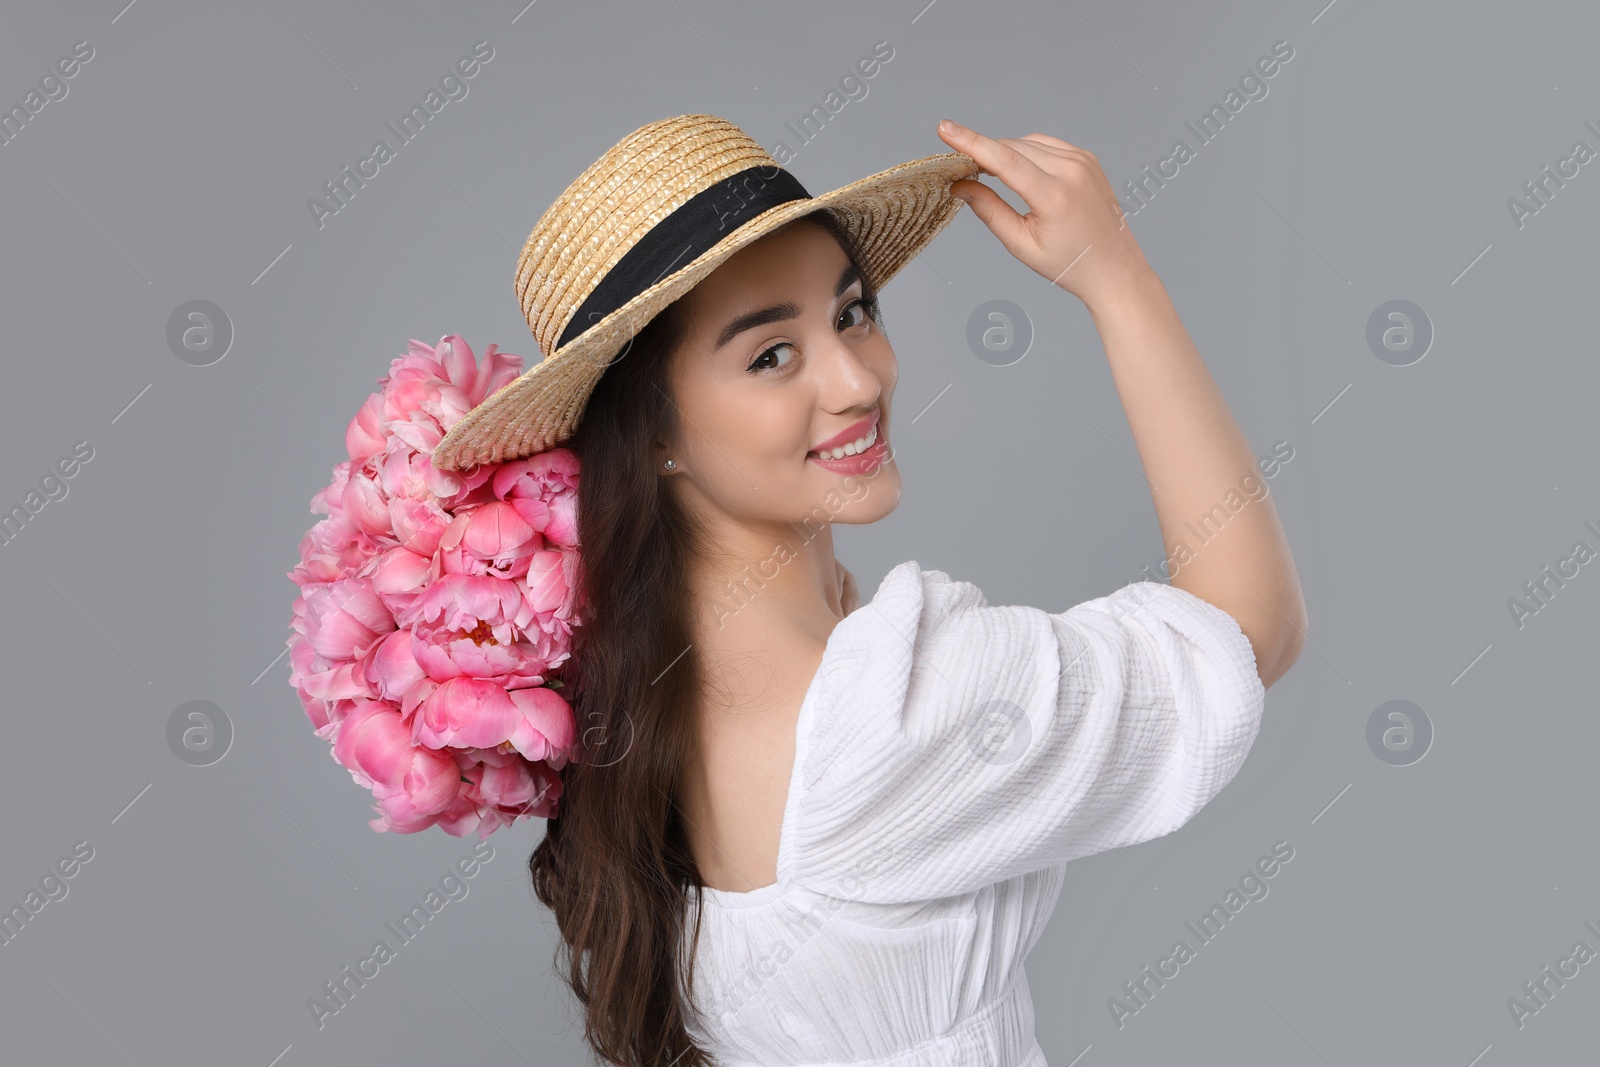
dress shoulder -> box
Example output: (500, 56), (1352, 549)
(779, 560), (1266, 905)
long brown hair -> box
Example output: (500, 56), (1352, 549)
(529, 207), (879, 1066)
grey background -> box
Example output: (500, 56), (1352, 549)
(2, 0), (1595, 1064)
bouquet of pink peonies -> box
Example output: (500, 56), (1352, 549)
(286, 335), (582, 839)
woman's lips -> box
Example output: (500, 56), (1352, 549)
(807, 436), (891, 475)
(808, 410), (880, 455)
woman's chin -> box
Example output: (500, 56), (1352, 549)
(810, 466), (901, 524)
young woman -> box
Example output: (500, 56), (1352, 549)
(436, 114), (1305, 1067)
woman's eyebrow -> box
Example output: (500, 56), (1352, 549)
(712, 262), (862, 351)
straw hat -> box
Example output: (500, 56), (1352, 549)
(428, 113), (978, 472)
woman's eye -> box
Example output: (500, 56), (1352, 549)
(838, 296), (876, 331)
(747, 343), (797, 374)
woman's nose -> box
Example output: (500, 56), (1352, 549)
(816, 334), (882, 402)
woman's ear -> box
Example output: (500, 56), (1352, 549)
(653, 438), (677, 474)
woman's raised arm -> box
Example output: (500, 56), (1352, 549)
(937, 119), (1306, 688)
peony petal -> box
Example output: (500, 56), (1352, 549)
(461, 501), (538, 559)
(346, 393), (389, 464)
(503, 685), (578, 763)
(521, 550), (570, 615)
(368, 628), (429, 705)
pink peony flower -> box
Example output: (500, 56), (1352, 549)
(333, 700), (461, 833)
(493, 449), (582, 548)
(286, 335), (583, 839)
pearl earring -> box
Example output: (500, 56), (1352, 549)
(663, 459), (676, 471)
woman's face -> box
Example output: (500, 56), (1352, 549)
(661, 219), (902, 540)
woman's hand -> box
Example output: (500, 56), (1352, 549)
(937, 118), (1154, 311)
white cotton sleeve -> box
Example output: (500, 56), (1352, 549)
(783, 562), (1267, 905)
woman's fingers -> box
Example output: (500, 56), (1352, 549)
(937, 120), (1058, 208)
(1002, 136), (1083, 173)
(933, 120), (1149, 304)
(947, 173), (1036, 259)
(1018, 131), (1087, 153)
(939, 121), (1085, 262)
(943, 126), (1087, 178)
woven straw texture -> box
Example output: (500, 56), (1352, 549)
(430, 114), (976, 471)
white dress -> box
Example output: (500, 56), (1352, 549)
(679, 560), (1267, 1066)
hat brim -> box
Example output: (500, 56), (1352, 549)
(430, 150), (978, 472)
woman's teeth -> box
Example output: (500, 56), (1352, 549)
(810, 425), (877, 460)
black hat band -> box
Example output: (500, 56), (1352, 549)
(555, 164), (813, 351)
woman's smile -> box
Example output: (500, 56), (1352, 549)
(806, 409), (891, 473)
(806, 427), (891, 475)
